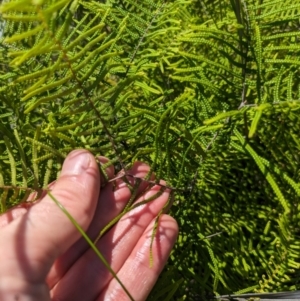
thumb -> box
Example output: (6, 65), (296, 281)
(0, 150), (100, 287)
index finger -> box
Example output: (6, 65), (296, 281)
(0, 150), (100, 287)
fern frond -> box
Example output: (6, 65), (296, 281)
(234, 129), (290, 214)
(1, 0), (300, 297)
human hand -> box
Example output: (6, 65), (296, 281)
(0, 150), (178, 301)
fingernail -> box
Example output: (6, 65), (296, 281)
(61, 151), (91, 177)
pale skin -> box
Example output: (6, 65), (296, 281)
(0, 150), (178, 301)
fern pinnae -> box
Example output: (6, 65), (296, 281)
(258, 155), (300, 197)
(248, 109), (262, 138)
(9, 187), (21, 207)
(42, 0), (72, 16)
(0, 189), (9, 213)
(112, 91), (132, 115)
(234, 129), (290, 214)
(263, 220), (271, 236)
(76, 124), (103, 137)
(206, 244), (220, 292)
(16, 19), (32, 47)
(13, 129), (28, 187)
(0, 0), (36, 13)
(191, 124), (224, 135)
(8, 42), (58, 63)
(98, 163), (109, 186)
(2, 13), (41, 22)
(80, 51), (120, 82)
(73, 39), (117, 71)
(143, 113), (159, 125)
(124, 0), (159, 17)
(277, 214), (290, 242)
(10, 35), (51, 66)
(287, 71), (293, 101)
(204, 110), (242, 125)
(265, 44), (300, 51)
(174, 61), (241, 80)
(3, 136), (17, 187)
(63, 15), (88, 47)
(65, 24), (105, 51)
(113, 111), (151, 130)
(4, 25), (43, 43)
(45, 117), (98, 133)
(149, 213), (160, 268)
(164, 120), (171, 180)
(43, 158), (53, 188)
(265, 58), (300, 67)
(125, 2), (165, 72)
(23, 75), (47, 94)
(254, 23), (263, 78)
(154, 127), (162, 179)
(32, 153), (54, 164)
(152, 106), (170, 176)
(21, 73), (72, 101)
(170, 75), (220, 94)
(99, 73), (142, 101)
(59, 103), (91, 116)
(0, 172), (4, 189)
(48, 132), (77, 147)
(262, 31), (300, 41)
(24, 86), (78, 114)
(134, 81), (162, 95)
(26, 137), (66, 159)
(30, 127), (41, 187)
(178, 124), (222, 184)
(155, 132), (167, 181)
(14, 59), (63, 83)
(273, 67), (285, 102)
(68, 31), (107, 62)
(119, 119), (148, 138)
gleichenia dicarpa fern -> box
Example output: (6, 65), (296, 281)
(1, 0), (300, 299)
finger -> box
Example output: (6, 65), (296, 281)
(0, 150), (100, 290)
(97, 161), (153, 228)
(97, 215), (178, 301)
(0, 206), (28, 228)
(47, 162), (153, 288)
(50, 182), (169, 301)
(0, 182), (57, 229)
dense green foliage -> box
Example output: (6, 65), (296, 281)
(1, 0), (300, 299)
